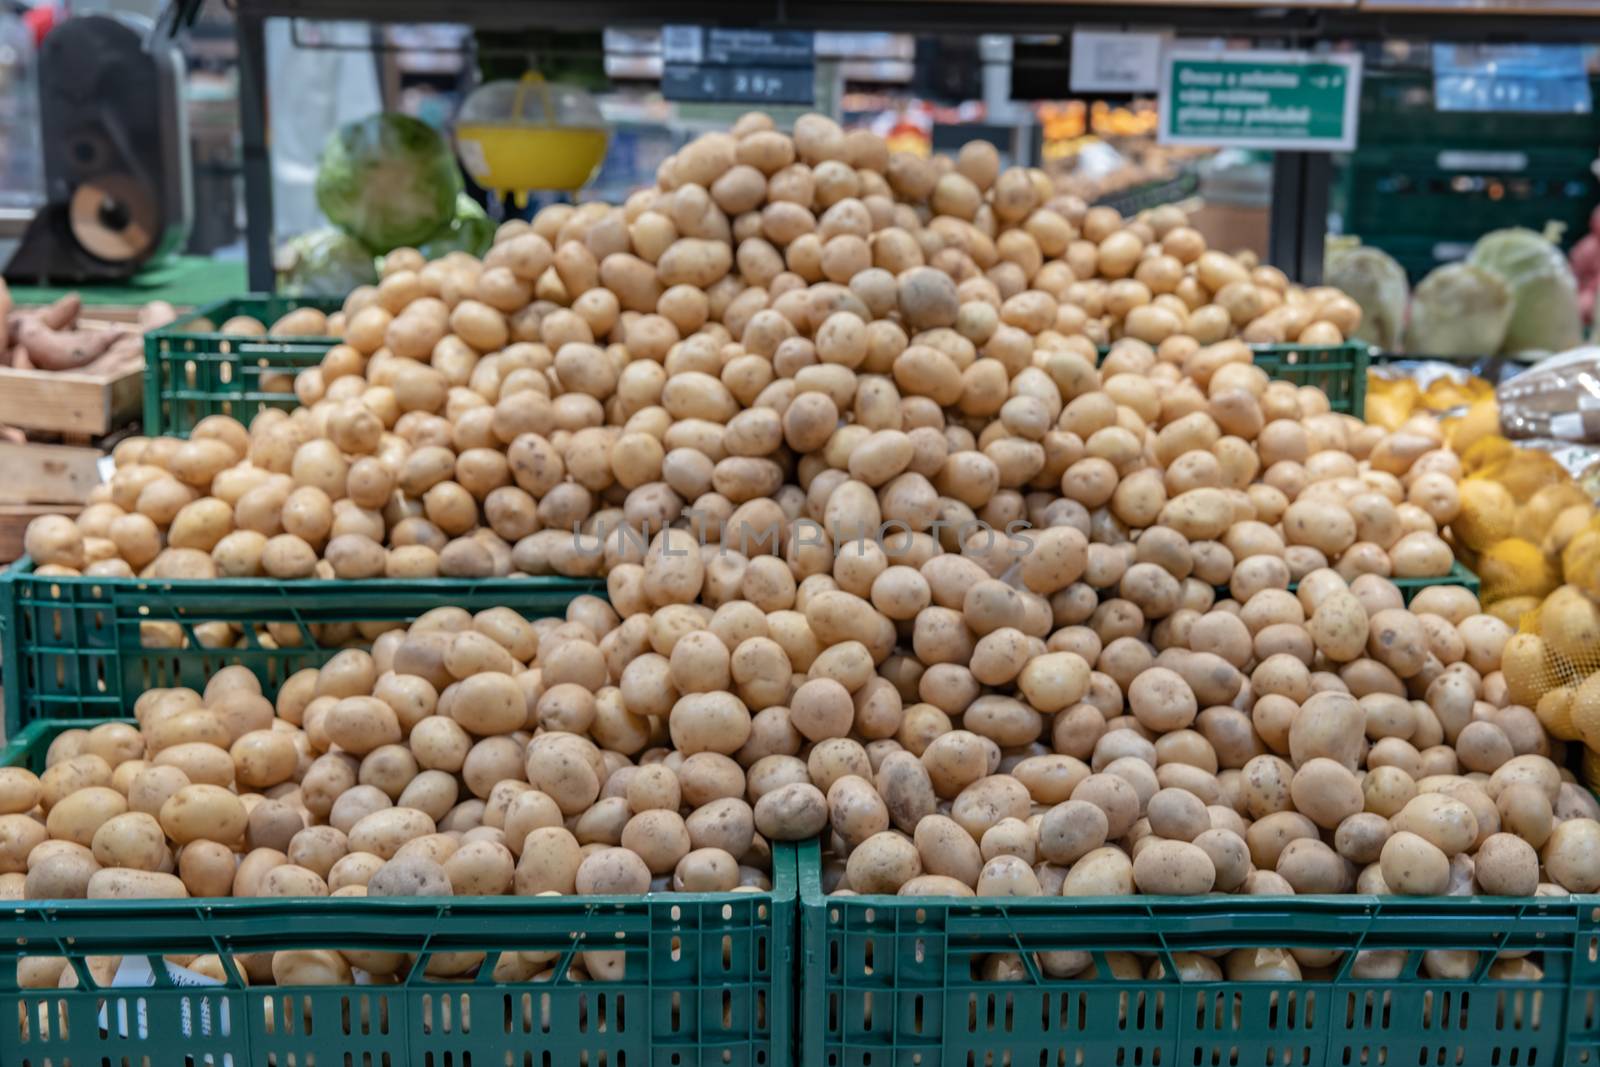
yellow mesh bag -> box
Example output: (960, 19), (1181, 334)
(1574, 675), (1600, 748)
(1457, 433), (1513, 474)
(1451, 477), (1515, 553)
(1584, 743), (1600, 785)
(1489, 595), (1543, 626)
(1513, 586), (1600, 743)
(1477, 538), (1560, 605)
(1478, 450), (1571, 503)
(1535, 685), (1581, 742)
(1549, 505), (1598, 565)
(1515, 483), (1592, 543)
(1445, 398), (1501, 457)
(1563, 519), (1600, 600)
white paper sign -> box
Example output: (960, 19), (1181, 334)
(661, 25), (704, 65)
(1071, 32), (1165, 93)
(99, 956), (229, 1052)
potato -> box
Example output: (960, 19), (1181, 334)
(674, 847), (741, 892)
(368, 855), (452, 897)
(1288, 758), (1363, 830)
(575, 846), (652, 894)
(1132, 840), (1215, 895)
(1543, 819), (1600, 892)
(754, 782), (828, 840)
(159, 785), (246, 846)
(0, 767), (42, 814)
(90, 812), (167, 872)
(1062, 846), (1134, 896)
(273, 949), (352, 986)
(1392, 793), (1477, 856)
(46, 786), (127, 847)
(845, 830), (921, 893)
(1379, 831), (1449, 895)
(25, 850), (100, 899)
(87, 868), (188, 899)
(443, 840), (516, 895)
(1474, 833), (1538, 896)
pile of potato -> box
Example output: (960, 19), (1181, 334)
(3, 596), (791, 989)
(791, 566), (1599, 984)
(25, 111), (1454, 596)
(8, 559), (1598, 987)
(14, 112), (1590, 992)
(798, 567), (1600, 900)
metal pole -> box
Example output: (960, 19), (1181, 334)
(237, 12), (275, 292)
(1299, 153), (1330, 285)
(1269, 151), (1330, 285)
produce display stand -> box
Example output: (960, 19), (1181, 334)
(0, 561), (601, 739)
(1, 717), (797, 1067)
(1250, 342), (1367, 416)
(0, 575), (791, 1067)
(143, 295), (343, 437)
(797, 837), (1600, 1067)
(147, 300), (1372, 435)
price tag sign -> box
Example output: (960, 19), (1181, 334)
(1071, 31), (1165, 93)
(1158, 49), (1362, 151)
(662, 65), (815, 105)
(662, 27), (815, 105)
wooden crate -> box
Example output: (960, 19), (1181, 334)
(0, 440), (102, 564)
(0, 440), (104, 506)
(0, 311), (144, 437)
(0, 503), (84, 564)
(0, 364), (141, 436)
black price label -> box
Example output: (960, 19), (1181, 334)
(662, 64), (814, 105)
(660, 25), (815, 105)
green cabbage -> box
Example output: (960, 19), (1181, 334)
(1325, 243), (1409, 351)
(415, 194), (495, 260)
(316, 113), (463, 253)
(1467, 226), (1583, 355)
(275, 227), (378, 298)
(1404, 263), (1512, 357)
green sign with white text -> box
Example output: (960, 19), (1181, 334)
(1159, 50), (1362, 151)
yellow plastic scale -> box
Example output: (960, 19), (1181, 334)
(454, 73), (609, 207)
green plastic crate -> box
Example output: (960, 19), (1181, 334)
(1221, 560), (1480, 605)
(143, 295), (342, 438)
(1355, 71), (1600, 151)
(1393, 560), (1481, 603)
(0, 717), (796, 1067)
(0, 559), (601, 737)
(797, 840), (1600, 1067)
(1250, 342), (1368, 416)
(1094, 171), (1201, 217)
(1093, 342), (1368, 415)
(1338, 147), (1598, 283)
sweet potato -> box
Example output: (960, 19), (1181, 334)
(33, 293), (80, 331)
(81, 334), (144, 376)
(17, 319), (121, 371)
